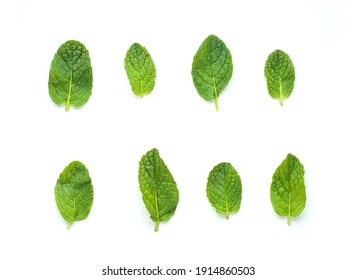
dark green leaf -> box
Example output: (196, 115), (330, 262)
(48, 40), (93, 111)
(264, 50), (295, 105)
(138, 148), (179, 232)
(270, 154), (306, 225)
(191, 35), (233, 111)
(207, 162), (242, 219)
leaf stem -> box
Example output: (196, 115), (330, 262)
(215, 97), (219, 111)
(278, 78), (284, 106)
(154, 189), (160, 232)
(67, 222), (73, 229)
(287, 214), (291, 226)
(225, 212), (230, 219)
(154, 221), (159, 232)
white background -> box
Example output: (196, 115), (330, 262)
(0, 0), (354, 279)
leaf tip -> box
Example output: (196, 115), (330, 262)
(150, 148), (159, 155)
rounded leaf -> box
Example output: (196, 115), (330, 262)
(54, 161), (94, 227)
(48, 40), (93, 111)
(264, 50), (295, 105)
(206, 162), (242, 219)
(270, 153), (306, 225)
(192, 35), (233, 111)
(124, 43), (156, 96)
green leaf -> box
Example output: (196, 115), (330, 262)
(54, 161), (94, 228)
(206, 162), (242, 219)
(264, 50), (295, 105)
(191, 34), (233, 111)
(270, 154), (306, 225)
(124, 43), (156, 96)
(48, 40), (93, 111)
(138, 148), (179, 232)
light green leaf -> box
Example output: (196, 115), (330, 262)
(264, 50), (295, 105)
(138, 148), (179, 232)
(54, 161), (94, 228)
(191, 34), (233, 111)
(124, 43), (156, 96)
(48, 40), (93, 111)
(206, 162), (242, 219)
(270, 154), (306, 225)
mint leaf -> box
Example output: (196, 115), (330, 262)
(54, 161), (94, 228)
(48, 40), (93, 111)
(124, 43), (156, 96)
(264, 50), (295, 105)
(270, 154), (306, 225)
(138, 148), (179, 232)
(191, 34), (233, 111)
(206, 162), (242, 219)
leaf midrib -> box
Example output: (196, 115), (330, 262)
(279, 77), (284, 105)
(288, 189), (291, 225)
(211, 65), (219, 111)
(223, 172), (230, 219)
(65, 71), (73, 111)
(154, 188), (160, 231)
